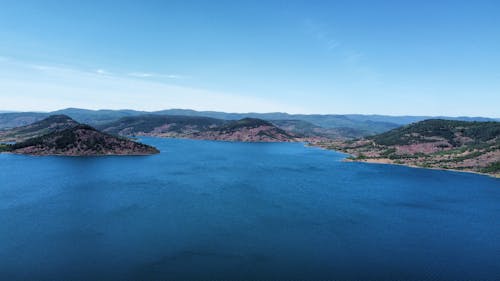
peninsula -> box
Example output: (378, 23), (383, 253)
(0, 115), (159, 156)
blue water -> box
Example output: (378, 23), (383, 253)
(1, 138), (499, 281)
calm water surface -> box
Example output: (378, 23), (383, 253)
(1, 138), (499, 281)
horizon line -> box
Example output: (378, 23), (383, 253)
(0, 107), (498, 119)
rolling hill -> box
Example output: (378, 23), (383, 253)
(0, 115), (79, 142)
(98, 116), (295, 142)
(190, 118), (295, 142)
(0, 112), (49, 129)
(0, 115), (159, 156)
(97, 115), (226, 137)
(1, 108), (498, 138)
(4, 124), (159, 156)
(270, 119), (366, 139)
(316, 119), (500, 177)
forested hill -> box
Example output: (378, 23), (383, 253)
(317, 119), (500, 177)
(97, 115), (225, 136)
(0, 115), (159, 156)
(370, 119), (500, 146)
(4, 124), (159, 156)
(98, 116), (296, 142)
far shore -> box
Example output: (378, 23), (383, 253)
(304, 142), (499, 179)
(3, 135), (498, 178)
(342, 157), (500, 179)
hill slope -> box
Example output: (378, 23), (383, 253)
(99, 116), (295, 142)
(270, 119), (365, 139)
(0, 115), (79, 142)
(191, 118), (295, 142)
(0, 112), (49, 130)
(316, 119), (500, 177)
(52, 108), (147, 125)
(98, 115), (226, 137)
(2, 108), (498, 137)
(5, 124), (159, 156)
(370, 119), (499, 146)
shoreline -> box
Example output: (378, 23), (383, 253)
(3, 136), (498, 179)
(305, 142), (499, 179)
(0, 151), (159, 157)
(143, 137), (500, 179)
(342, 157), (500, 179)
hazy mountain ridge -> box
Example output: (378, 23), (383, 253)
(0, 115), (79, 142)
(51, 108), (148, 125)
(270, 120), (366, 139)
(2, 108), (496, 136)
(0, 112), (50, 129)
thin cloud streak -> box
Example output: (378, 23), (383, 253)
(0, 58), (301, 113)
(95, 69), (111, 75)
(128, 72), (188, 79)
(303, 19), (341, 50)
(302, 19), (383, 86)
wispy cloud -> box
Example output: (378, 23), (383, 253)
(128, 72), (154, 78)
(26, 64), (85, 76)
(0, 58), (300, 113)
(26, 63), (184, 80)
(302, 19), (381, 85)
(95, 69), (111, 75)
(303, 19), (340, 50)
(128, 72), (188, 79)
(30, 64), (64, 71)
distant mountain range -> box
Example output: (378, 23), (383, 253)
(1, 108), (497, 136)
(0, 115), (79, 142)
(316, 119), (500, 177)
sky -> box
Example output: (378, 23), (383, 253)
(0, 0), (499, 117)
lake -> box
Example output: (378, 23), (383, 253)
(1, 138), (499, 281)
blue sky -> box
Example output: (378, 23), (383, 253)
(0, 0), (499, 116)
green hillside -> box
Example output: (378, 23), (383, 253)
(371, 119), (500, 146)
(97, 115), (226, 135)
(319, 119), (500, 177)
(8, 124), (159, 156)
